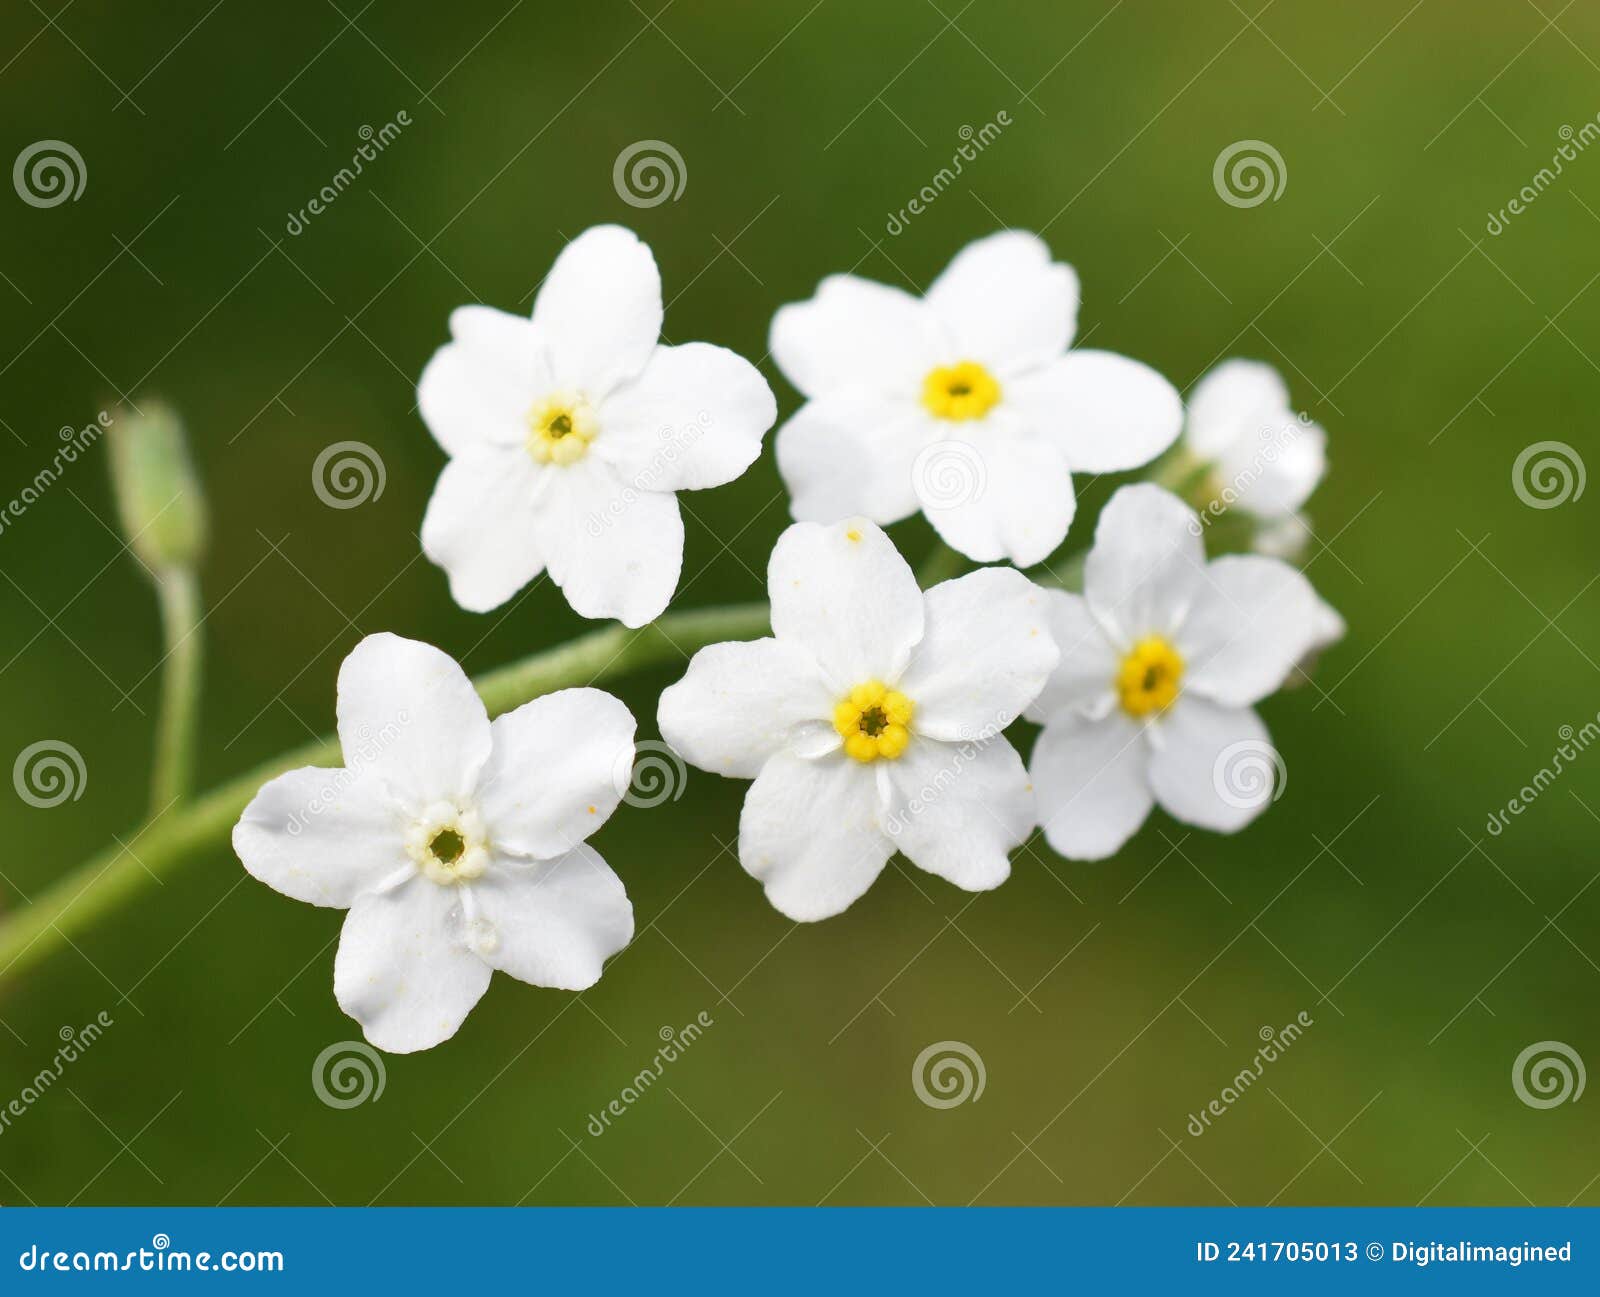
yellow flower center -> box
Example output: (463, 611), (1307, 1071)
(833, 680), (914, 763)
(921, 360), (1001, 421)
(526, 393), (597, 466)
(1117, 636), (1184, 718)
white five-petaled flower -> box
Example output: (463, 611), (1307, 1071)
(657, 519), (1059, 921)
(1184, 358), (1326, 519)
(232, 633), (636, 1053)
(1027, 484), (1335, 861)
(418, 224), (777, 627)
(769, 230), (1183, 567)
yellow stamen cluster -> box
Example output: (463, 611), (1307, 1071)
(1117, 636), (1184, 718)
(921, 360), (1001, 421)
(833, 680), (914, 763)
(526, 393), (597, 466)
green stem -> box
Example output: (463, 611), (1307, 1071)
(149, 566), (203, 814)
(0, 601), (769, 985)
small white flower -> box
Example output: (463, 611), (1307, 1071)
(1184, 359), (1326, 519)
(1028, 484), (1329, 860)
(658, 519), (1058, 921)
(232, 633), (636, 1053)
(769, 230), (1182, 567)
(418, 224), (777, 627)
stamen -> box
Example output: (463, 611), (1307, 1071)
(1117, 636), (1184, 718)
(921, 360), (1001, 421)
(833, 680), (915, 762)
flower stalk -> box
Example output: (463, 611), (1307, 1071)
(0, 601), (768, 985)
(149, 566), (203, 812)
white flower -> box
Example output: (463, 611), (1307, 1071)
(1184, 359), (1326, 519)
(232, 633), (636, 1053)
(1027, 484), (1328, 860)
(657, 519), (1058, 921)
(418, 224), (777, 627)
(769, 230), (1182, 567)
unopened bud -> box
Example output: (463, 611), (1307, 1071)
(106, 401), (207, 572)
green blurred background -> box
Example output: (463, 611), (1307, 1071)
(1, 0), (1597, 1206)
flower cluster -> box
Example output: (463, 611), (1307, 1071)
(233, 226), (1341, 1051)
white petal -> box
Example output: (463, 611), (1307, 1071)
(416, 306), (550, 457)
(738, 750), (891, 921)
(775, 397), (925, 524)
(925, 230), (1079, 373)
(1031, 710), (1153, 861)
(1184, 359), (1291, 459)
(470, 844), (633, 990)
(1024, 589), (1120, 724)
(770, 274), (948, 400)
(475, 688), (636, 859)
(918, 427), (1076, 566)
(233, 765), (406, 908)
(897, 568), (1058, 741)
(767, 518), (924, 687)
(334, 879), (491, 1054)
(336, 633), (491, 809)
(1178, 556), (1321, 707)
(530, 225), (662, 397)
(658, 638), (836, 779)
(596, 342), (776, 492)
(1084, 484), (1206, 646)
(1147, 698), (1274, 833)
(1214, 418), (1327, 517)
(1011, 351), (1182, 473)
(884, 735), (1032, 891)
(421, 450), (547, 614)
(532, 458), (683, 628)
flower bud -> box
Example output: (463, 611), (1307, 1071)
(106, 401), (207, 572)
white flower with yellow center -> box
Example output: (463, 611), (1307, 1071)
(418, 224), (777, 627)
(1184, 358), (1326, 519)
(1027, 484), (1331, 860)
(769, 230), (1183, 566)
(657, 519), (1058, 921)
(232, 633), (636, 1053)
